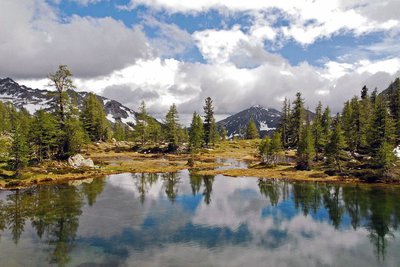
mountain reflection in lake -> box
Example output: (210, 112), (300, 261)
(0, 171), (399, 267)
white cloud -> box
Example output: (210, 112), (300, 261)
(67, 0), (103, 6)
(124, 0), (400, 45)
(5, 0), (400, 116)
(17, 55), (400, 115)
(0, 0), (151, 79)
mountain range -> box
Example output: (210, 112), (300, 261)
(217, 105), (282, 138)
(0, 77), (137, 127)
(1, 78), (325, 136)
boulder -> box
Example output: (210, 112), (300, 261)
(68, 154), (95, 168)
(393, 145), (400, 158)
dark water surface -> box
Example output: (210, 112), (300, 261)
(0, 171), (400, 267)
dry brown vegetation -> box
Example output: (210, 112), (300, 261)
(1, 139), (393, 189)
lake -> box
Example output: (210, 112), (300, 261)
(0, 171), (399, 266)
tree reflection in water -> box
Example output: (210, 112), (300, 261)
(0, 178), (106, 266)
(258, 178), (400, 262)
(0, 174), (399, 265)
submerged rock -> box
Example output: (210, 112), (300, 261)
(68, 154), (96, 168)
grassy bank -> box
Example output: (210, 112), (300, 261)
(1, 139), (398, 189)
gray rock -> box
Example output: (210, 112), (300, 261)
(68, 154), (95, 168)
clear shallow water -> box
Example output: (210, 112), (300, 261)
(0, 172), (399, 267)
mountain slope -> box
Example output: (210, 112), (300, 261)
(217, 105), (282, 138)
(380, 77), (400, 99)
(0, 77), (137, 126)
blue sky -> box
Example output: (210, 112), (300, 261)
(50, 0), (392, 66)
(1, 0), (400, 113)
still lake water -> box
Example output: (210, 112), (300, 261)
(0, 170), (400, 267)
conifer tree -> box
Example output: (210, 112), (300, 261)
(289, 92), (305, 147)
(388, 78), (400, 139)
(219, 126), (227, 141)
(113, 120), (126, 141)
(179, 127), (189, 145)
(64, 117), (87, 156)
(9, 109), (30, 174)
(370, 88), (378, 106)
(147, 119), (162, 144)
(341, 99), (361, 152)
(81, 93), (110, 142)
(325, 114), (346, 172)
(135, 101), (149, 145)
(30, 110), (59, 162)
(359, 86), (372, 149)
(259, 136), (272, 165)
(209, 117), (219, 145)
(189, 112), (204, 152)
(375, 141), (396, 174)
(66, 94), (87, 155)
(361, 85), (369, 100)
(270, 131), (283, 165)
(321, 106), (332, 138)
(0, 101), (11, 133)
(296, 120), (314, 170)
(203, 97), (216, 147)
(48, 65), (75, 125)
(245, 118), (259, 139)
(312, 102), (324, 160)
(280, 98), (291, 147)
(165, 104), (180, 151)
(368, 96), (394, 156)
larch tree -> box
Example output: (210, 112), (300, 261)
(290, 92), (305, 147)
(280, 98), (291, 147)
(312, 102), (324, 160)
(296, 119), (314, 170)
(47, 65), (75, 125)
(325, 114), (346, 172)
(165, 104), (180, 151)
(189, 112), (204, 152)
(245, 118), (259, 139)
(368, 96), (395, 157)
(9, 108), (30, 174)
(30, 110), (59, 162)
(219, 126), (228, 141)
(81, 92), (110, 142)
(135, 101), (149, 145)
(113, 120), (126, 141)
(203, 97), (216, 147)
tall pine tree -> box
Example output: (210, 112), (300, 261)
(325, 114), (346, 172)
(245, 118), (259, 139)
(289, 92), (305, 147)
(296, 118), (314, 170)
(189, 112), (204, 152)
(165, 104), (180, 151)
(203, 97), (216, 147)
(81, 93), (110, 142)
(135, 101), (149, 145)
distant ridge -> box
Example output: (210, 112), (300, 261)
(0, 77), (138, 126)
(217, 105), (282, 138)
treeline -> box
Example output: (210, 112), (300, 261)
(0, 66), (115, 174)
(134, 96), (228, 152)
(259, 79), (400, 179)
(0, 65), (230, 175)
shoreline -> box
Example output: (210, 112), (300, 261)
(1, 140), (399, 190)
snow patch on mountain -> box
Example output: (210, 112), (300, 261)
(0, 77), (138, 127)
(259, 122), (276, 131)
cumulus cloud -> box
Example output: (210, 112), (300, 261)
(123, 0), (400, 45)
(5, 0), (400, 116)
(142, 16), (195, 58)
(0, 0), (151, 79)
